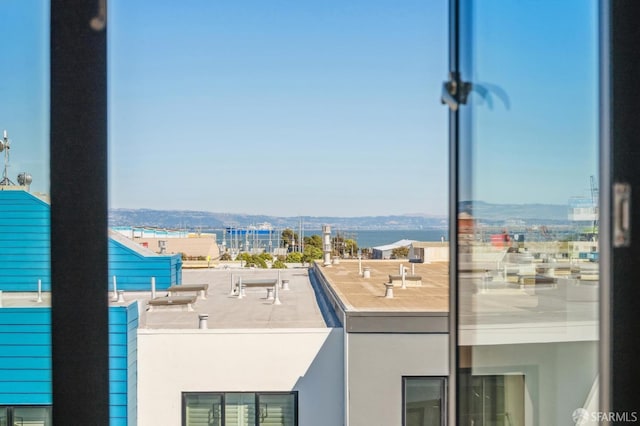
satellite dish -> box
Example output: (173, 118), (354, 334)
(0, 142), (4, 152)
(17, 173), (32, 186)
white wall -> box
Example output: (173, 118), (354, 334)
(137, 328), (344, 426)
(347, 333), (449, 426)
(471, 340), (598, 426)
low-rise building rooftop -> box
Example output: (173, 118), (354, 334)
(117, 268), (328, 329)
(315, 259), (449, 312)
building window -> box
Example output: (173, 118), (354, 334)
(403, 377), (446, 426)
(458, 374), (525, 426)
(183, 392), (297, 426)
(0, 406), (52, 426)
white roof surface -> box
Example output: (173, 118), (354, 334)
(372, 239), (416, 251)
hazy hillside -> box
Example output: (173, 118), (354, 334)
(109, 201), (571, 230)
(108, 209), (448, 230)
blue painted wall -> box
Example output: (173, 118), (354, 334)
(0, 190), (181, 292)
(0, 304), (139, 426)
(108, 238), (182, 291)
(109, 303), (139, 426)
(0, 191), (50, 292)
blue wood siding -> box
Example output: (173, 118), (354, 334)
(0, 190), (182, 293)
(0, 308), (51, 405)
(108, 240), (181, 291)
(0, 305), (139, 426)
(0, 191), (50, 292)
(109, 303), (138, 426)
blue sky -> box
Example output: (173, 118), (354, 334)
(459, 0), (599, 205)
(108, 0), (449, 217)
(0, 1), (48, 194)
(0, 1), (598, 218)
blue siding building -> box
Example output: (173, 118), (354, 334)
(0, 188), (181, 425)
(0, 303), (139, 426)
(0, 190), (50, 292)
(0, 190), (181, 292)
(109, 232), (182, 291)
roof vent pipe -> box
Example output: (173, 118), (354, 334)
(112, 276), (118, 301)
(36, 279), (43, 303)
(363, 267), (371, 279)
(117, 290), (125, 303)
(198, 314), (209, 329)
(384, 283), (394, 299)
(281, 279), (290, 291)
(273, 282), (282, 305)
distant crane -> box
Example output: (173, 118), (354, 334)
(590, 175), (599, 240)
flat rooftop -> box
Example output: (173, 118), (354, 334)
(0, 292), (51, 307)
(121, 268), (327, 330)
(316, 259), (449, 313)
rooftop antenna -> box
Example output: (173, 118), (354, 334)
(0, 130), (15, 186)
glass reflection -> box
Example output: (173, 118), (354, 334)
(457, 1), (599, 425)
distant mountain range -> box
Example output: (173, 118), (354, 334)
(109, 201), (573, 231)
(108, 208), (448, 231)
(459, 201), (571, 224)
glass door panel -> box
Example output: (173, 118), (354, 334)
(225, 393), (256, 426)
(185, 393), (223, 426)
(455, 1), (600, 424)
(258, 394), (295, 426)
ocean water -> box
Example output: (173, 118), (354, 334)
(338, 229), (448, 248)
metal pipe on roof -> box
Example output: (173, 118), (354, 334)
(112, 276), (118, 301)
(198, 314), (208, 330)
(273, 280), (281, 305)
(37, 279), (43, 303)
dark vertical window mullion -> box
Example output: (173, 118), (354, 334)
(181, 393), (185, 426)
(222, 392), (226, 426)
(447, 0), (461, 425)
(256, 393), (260, 426)
(401, 377), (406, 426)
(609, 0), (640, 416)
(50, 1), (109, 424)
(599, 0), (612, 415)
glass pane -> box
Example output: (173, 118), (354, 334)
(12, 407), (52, 426)
(404, 378), (443, 426)
(108, 1), (447, 245)
(225, 393), (256, 426)
(185, 394), (223, 426)
(0, 0), (51, 418)
(258, 394), (295, 426)
(457, 1), (599, 425)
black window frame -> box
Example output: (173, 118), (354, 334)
(181, 391), (299, 426)
(50, 1), (109, 424)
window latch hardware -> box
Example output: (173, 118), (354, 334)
(613, 182), (631, 247)
(90, 0), (107, 31)
(441, 72), (472, 111)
